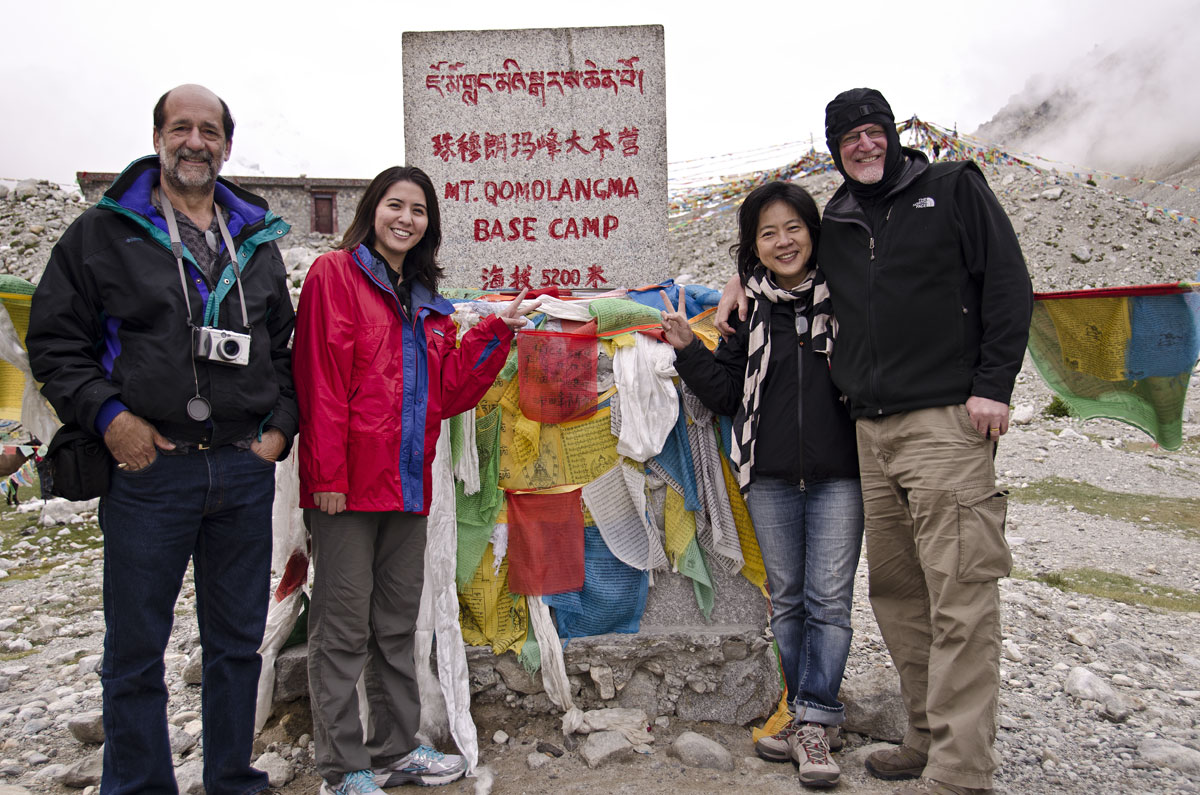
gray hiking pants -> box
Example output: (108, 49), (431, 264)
(306, 509), (427, 783)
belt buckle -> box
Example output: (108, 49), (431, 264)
(197, 442), (211, 451)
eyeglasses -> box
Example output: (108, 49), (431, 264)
(838, 126), (888, 150)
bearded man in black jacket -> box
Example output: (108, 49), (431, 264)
(821, 88), (1031, 795)
(28, 84), (296, 795)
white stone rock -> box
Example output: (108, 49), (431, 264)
(67, 711), (104, 744)
(1010, 403), (1036, 425)
(174, 759), (204, 794)
(579, 730), (634, 769)
(168, 723), (197, 755)
(1138, 738), (1200, 774)
(1064, 667), (1129, 721)
(252, 751), (295, 786)
(181, 648), (203, 685)
(1067, 627), (1098, 648)
(667, 731), (734, 772)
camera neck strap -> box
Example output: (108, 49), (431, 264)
(159, 189), (251, 332)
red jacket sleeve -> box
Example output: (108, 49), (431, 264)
(435, 313), (515, 419)
(293, 255), (356, 496)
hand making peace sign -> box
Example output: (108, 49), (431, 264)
(658, 289), (695, 351)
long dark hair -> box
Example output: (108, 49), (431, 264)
(729, 181), (821, 286)
(339, 166), (443, 292)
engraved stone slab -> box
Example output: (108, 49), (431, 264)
(403, 25), (667, 290)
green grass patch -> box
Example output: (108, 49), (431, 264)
(1034, 567), (1200, 612)
(0, 649), (36, 662)
(1010, 476), (1200, 539)
(4, 560), (58, 581)
(1042, 396), (1074, 419)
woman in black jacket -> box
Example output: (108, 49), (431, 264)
(660, 181), (863, 790)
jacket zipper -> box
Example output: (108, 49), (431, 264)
(867, 205), (895, 415)
(794, 304), (806, 489)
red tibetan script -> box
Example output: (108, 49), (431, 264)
(432, 126), (639, 164)
(425, 57), (645, 106)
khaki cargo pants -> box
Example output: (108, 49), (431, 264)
(856, 405), (1011, 790)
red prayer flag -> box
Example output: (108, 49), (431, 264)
(505, 487), (585, 595)
(517, 330), (597, 423)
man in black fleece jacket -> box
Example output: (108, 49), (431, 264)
(821, 88), (1031, 795)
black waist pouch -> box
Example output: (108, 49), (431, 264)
(44, 424), (111, 501)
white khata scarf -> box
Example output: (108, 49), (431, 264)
(730, 264), (837, 492)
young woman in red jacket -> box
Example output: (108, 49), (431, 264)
(293, 166), (533, 795)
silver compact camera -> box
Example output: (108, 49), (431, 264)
(193, 326), (251, 367)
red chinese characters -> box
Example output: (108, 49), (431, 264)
(475, 264), (609, 290)
(430, 127), (639, 163)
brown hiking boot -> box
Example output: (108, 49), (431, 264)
(891, 779), (994, 795)
(865, 744), (928, 780)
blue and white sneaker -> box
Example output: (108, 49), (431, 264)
(373, 745), (467, 787)
(320, 769), (382, 795)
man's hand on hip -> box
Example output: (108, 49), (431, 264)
(104, 411), (175, 470)
(250, 428), (287, 462)
(965, 395), (1010, 439)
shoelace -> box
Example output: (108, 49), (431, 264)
(771, 720), (804, 741)
(797, 725), (830, 764)
(409, 745), (446, 766)
(339, 770), (379, 794)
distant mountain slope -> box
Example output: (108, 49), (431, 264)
(972, 27), (1200, 218)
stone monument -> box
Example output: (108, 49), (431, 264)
(402, 25), (668, 291)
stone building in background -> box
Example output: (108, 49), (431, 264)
(76, 172), (369, 237)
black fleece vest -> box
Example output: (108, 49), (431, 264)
(820, 162), (981, 418)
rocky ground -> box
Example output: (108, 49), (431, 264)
(0, 163), (1198, 794)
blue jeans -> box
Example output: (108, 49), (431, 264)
(99, 445), (275, 795)
(745, 476), (864, 725)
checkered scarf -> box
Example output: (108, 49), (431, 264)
(730, 264), (836, 491)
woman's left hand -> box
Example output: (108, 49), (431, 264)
(497, 288), (541, 331)
(659, 289), (695, 350)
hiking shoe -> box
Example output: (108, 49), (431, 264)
(865, 744), (928, 781)
(756, 714), (842, 761)
(755, 716), (800, 762)
(373, 745), (466, 787)
(753, 706), (792, 763)
(320, 770), (381, 795)
(789, 722), (839, 788)
(891, 779), (994, 795)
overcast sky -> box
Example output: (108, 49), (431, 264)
(2, 0), (1194, 187)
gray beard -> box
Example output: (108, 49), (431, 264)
(160, 149), (221, 195)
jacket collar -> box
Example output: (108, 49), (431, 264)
(350, 245), (455, 317)
(824, 147), (930, 223)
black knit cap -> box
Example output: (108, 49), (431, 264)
(825, 88), (894, 142)
(825, 87), (903, 195)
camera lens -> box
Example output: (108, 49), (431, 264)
(217, 338), (242, 360)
